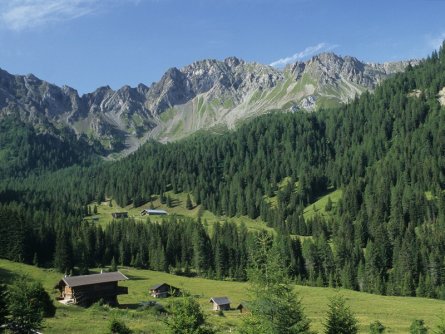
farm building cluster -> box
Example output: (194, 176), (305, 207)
(55, 272), (240, 312)
(110, 209), (169, 220)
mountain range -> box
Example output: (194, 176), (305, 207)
(0, 53), (417, 157)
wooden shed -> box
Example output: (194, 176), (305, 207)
(236, 303), (250, 313)
(112, 212), (128, 219)
(209, 297), (231, 311)
(56, 271), (128, 306)
(149, 283), (180, 298)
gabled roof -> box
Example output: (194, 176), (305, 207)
(149, 283), (179, 290)
(61, 271), (128, 288)
(149, 283), (168, 290)
(210, 297), (230, 305)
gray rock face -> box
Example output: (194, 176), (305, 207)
(0, 53), (418, 156)
(290, 53), (411, 89)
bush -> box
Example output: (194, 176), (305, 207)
(138, 301), (167, 316)
(410, 319), (428, 334)
(0, 284), (8, 328)
(370, 320), (385, 333)
(166, 295), (214, 334)
(7, 276), (55, 333)
(109, 319), (133, 334)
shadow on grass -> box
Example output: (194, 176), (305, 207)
(119, 303), (141, 310)
(123, 274), (148, 281)
(0, 266), (19, 284)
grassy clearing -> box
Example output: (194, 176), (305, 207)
(303, 188), (343, 220)
(1, 259), (445, 333)
(263, 177), (299, 208)
(86, 191), (272, 234)
(159, 107), (178, 122)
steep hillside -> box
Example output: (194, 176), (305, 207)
(0, 53), (416, 155)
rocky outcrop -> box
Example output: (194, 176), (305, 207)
(0, 53), (418, 155)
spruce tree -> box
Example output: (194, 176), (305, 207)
(110, 256), (118, 272)
(325, 197), (333, 212)
(186, 194), (193, 210)
(53, 231), (73, 273)
(240, 232), (311, 334)
(167, 195), (173, 208)
(323, 295), (358, 334)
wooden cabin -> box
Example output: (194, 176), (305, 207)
(141, 209), (168, 216)
(56, 271), (128, 306)
(149, 283), (180, 298)
(209, 297), (231, 311)
(111, 212), (128, 219)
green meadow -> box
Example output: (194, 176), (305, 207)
(303, 188), (343, 220)
(87, 191), (273, 234)
(1, 259), (445, 333)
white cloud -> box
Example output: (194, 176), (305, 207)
(270, 42), (338, 68)
(0, 0), (101, 31)
(427, 32), (445, 51)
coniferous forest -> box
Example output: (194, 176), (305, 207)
(1, 44), (445, 300)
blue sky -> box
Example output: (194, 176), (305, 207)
(0, 0), (444, 94)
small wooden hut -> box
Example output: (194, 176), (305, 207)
(111, 212), (128, 219)
(209, 297), (231, 311)
(149, 283), (180, 298)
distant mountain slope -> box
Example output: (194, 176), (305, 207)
(0, 53), (416, 155)
(0, 116), (99, 178)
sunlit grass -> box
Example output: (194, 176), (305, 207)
(2, 259), (445, 333)
(86, 191), (273, 234)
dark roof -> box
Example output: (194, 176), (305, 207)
(237, 302), (249, 309)
(61, 271), (128, 288)
(149, 283), (168, 290)
(112, 212), (128, 217)
(149, 283), (178, 290)
(210, 297), (230, 305)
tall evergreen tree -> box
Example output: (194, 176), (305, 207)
(240, 233), (311, 334)
(323, 295), (358, 334)
(186, 194), (193, 210)
(53, 230), (73, 273)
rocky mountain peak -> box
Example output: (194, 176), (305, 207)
(0, 51), (416, 155)
(224, 56), (244, 67)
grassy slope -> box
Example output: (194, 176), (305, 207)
(303, 189), (343, 220)
(1, 259), (445, 333)
(87, 191), (273, 234)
